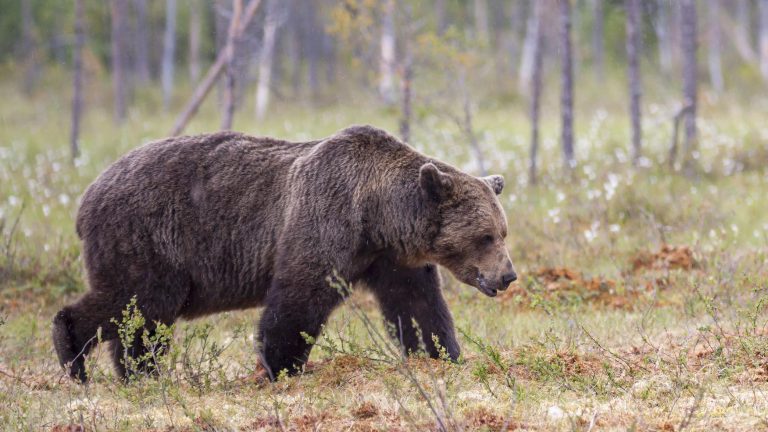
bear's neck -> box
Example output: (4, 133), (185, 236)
(368, 169), (437, 267)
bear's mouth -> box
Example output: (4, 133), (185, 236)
(476, 275), (498, 297)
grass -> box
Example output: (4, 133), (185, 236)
(1, 69), (768, 430)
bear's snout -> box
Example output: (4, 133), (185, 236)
(501, 271), (517, 288)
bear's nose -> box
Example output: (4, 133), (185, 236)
(501, 272), (518, 288)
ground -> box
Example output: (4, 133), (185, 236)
(1, 74), (767, 431)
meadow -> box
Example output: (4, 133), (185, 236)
(1, 68), (768, 431)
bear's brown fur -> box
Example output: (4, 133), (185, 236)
(52, 125), (516, 381)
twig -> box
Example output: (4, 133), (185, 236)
(677, 385), (705, 431)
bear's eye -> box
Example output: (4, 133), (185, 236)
(481, 234), (494, 245)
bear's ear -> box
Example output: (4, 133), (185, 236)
(482, 175), (505, 195)
(419, 162), (453, 201)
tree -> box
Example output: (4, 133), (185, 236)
(655, 0), (672, 74)
(189, 0), (202, 83)
(626, 0), (642, 164)
(111, 0), (128, 123)
(161, 0), (177, 111)
(733, 0), (756, 63)
(435, 0), (448, 35)
(708, 0), (723, 93)
(379, 0), (397, 104)
(20, 0), (40, 95)
(681, 0), (698, 172)
(474, 0), (490, 45)
(529, 0), (544, 185)
(559, 0), (575, 168)
(221, 0), (243, 130)
(132, 0), (151, 83)
(255, 0), (284, 120)
(761, 0), (768, 82)
(70, 0), (85, 162)
(519, 0), (537, 92)
(591, 0), (604, 80)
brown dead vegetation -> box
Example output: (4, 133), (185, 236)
(499, 267), (636, 310)
(500, 245), (701, 310)
(631, 245), (698, 273)
(460, 407), (524, 430)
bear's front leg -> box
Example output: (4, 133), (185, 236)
(365, 259), (460, 361)
(257, 283), (342, 380)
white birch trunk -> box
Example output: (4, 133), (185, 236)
(161, 0), (177, 111)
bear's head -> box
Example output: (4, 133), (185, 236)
(420, 162), (517, 297)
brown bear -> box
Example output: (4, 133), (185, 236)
(52, 125), (517, 382)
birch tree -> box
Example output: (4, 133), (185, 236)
(132, 0), (150, 83)
(560, 0), (575, 168)
(189, 0), (202, 83)
(708, 0), (724, 92)
(379, 0), (397, 104)
(161, 0), (177, 111)
(474, 0), (490, 45)
(626, 0), (642, 164)
(529, 0), (544, 185)
(21, 0), (39, 95)
(591, 0), (604, 81)
(655, 0), (672, 74)
(733, 0), (756, 63)
(519, 0), (538, 92)
(111, 0), (128, 123)
(255, 0), (284, 120)
(70, 0), (85, 162)
(681, 0), (698, 171)
(760, 0), (768, 82)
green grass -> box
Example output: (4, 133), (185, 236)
(1, 70), (768, 430)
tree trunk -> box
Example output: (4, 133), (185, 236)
(681, 0), (698, 172)
(189, 0), (202, 83)
(255, 0), (283, 120)
(560, 0), (575, 168)
(289, 10), (303, 97)
(708, 0), (724, 92)
(436, 0), (448, 35)
(760, 0), (768, 81)
(111, 0), (128, 123)
(161, 0), (177, 111)
(21, 0), (40, 95)
(655, 0), (673, 74)
(529, 0), (544, 185)
(519, 0), (538, 92)
(323, 33), (336, 86)
(379, 0), (397, 104)
(70, 0), (85, 162)
(460, 70), (487, 176)
(132, 0), (151, 83)
(474, 0), (490, 45)
(627, 0), (642, 165)
(221, 0), (242, 130)
(733, 0), (756, 63)
(399, 57), (413, 144)
(506, 1), (524, 78)
(591, 0), (604, 80)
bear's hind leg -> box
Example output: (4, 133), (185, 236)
(52, 292), (131, 382)
(364, 258), (460, 361)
